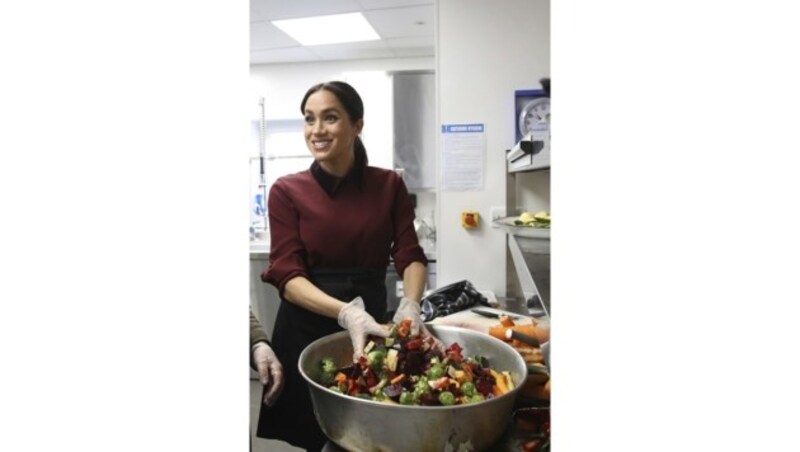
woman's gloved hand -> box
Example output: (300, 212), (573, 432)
(393, 297), (443, 350)
(338, 297), (390, 362)
(252, 342), (284, 406)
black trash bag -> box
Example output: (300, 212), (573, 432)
(421, 280), (490, 322)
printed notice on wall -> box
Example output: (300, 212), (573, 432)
(440, 123), (485, 191)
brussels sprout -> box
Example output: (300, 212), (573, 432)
(399, 391), (416, 405)
(438, 391), (456, 406)
(460, 381), (476, 397)
(328, 386), (342, 393)
(414, 376), (431, 394)
(469, 394), (485, 403)
(427, 364), (444, 380)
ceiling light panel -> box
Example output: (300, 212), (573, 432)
(272, 12), (380, 46)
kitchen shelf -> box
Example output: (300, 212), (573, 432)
(493, 217), (551, 239)
(509, 164), (550, 173)
(506, 233), (550, 318)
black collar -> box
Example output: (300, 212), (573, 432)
(310, 161), (364, 197)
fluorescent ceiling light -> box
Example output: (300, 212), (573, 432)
(272, 12), (380, 46)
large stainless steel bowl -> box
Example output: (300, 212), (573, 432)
(299, 325), (528, 452)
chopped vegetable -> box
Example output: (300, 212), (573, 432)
(368, 377), (388, 395)
(367, 350), (385, 371)
(429, 376), (450, 391)
(461, 381), (476, 397)
(426, 363), (445, 380)
(499, 315), (516, 327)
(315, 322), (514, 406)
(390, 373), (406, 385)
(363, 340), (376, 354)
(319, 371), (335, 386)
(413, 376), (431, 396)
(386, 349), (399, 372)
(320, 357), (337, 374)
(382, 383), (403, 399)
(514, 211), (550, 228)
(438, 391), (456, 406)
(399, 391), (416, 405)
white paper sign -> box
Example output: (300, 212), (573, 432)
(440, 123), (485, 191)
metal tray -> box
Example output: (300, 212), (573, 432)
(494, 217), (550, 239)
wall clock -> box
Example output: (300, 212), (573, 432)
(518, 97), (551, 138)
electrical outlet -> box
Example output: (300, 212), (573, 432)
(490, 206), (506, 228)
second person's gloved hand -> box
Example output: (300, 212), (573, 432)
(252, 342), (284, 406)
(338, 297), (390, 362)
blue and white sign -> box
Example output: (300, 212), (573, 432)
(441, 123), (486, 191)
(442, 123), (484, 133)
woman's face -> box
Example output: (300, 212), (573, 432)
(303, 90), (363, 173)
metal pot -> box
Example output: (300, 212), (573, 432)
(298, 325), (528, 452)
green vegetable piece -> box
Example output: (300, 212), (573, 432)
(319, 371), (335, 386)
(367, 350), (386, 370)
(320, 357), (337, 374)
(328, 386), (342, 393)
(427, 364), (444, 380)
(469, 394), (485, 403)
(471, 355), (489, 368)
(399, 391), (415, 405)
(438, 391), (456, 406)
(414, 376), (431, 394)
(460, 381), (476, 397)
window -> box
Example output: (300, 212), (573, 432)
(249, 118), (311, 230)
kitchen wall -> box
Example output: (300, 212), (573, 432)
(436, 0), (550, 296)
(250, 57), (434, 171)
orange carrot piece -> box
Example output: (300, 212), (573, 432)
(390, 374), (406, 385)
(499, 315), (516, 327)
(488, 324), (537, 342)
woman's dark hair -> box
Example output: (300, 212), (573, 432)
(300, 81), (368, 167)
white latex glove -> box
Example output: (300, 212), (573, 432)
(252, 342), (284, 406)
(393, 297), (443, 350)
(337, 297), (390, 362)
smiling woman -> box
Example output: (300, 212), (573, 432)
(254, 80), (430, 451)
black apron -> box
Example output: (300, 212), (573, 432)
(256, 267), (387, 452)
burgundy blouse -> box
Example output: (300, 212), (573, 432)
(262, 162), (428, 293)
